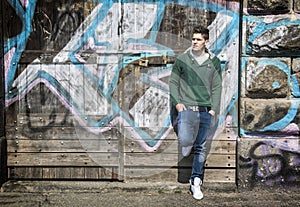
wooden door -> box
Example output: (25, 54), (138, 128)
(4, 0), (239, 182)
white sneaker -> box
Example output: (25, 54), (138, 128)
(182, 146), (193, 157)
(190, 177), (203, 200)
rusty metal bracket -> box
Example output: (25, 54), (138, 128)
(139, 59), (149, 67)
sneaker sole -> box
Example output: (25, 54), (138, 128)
(190, 183), (203, 200)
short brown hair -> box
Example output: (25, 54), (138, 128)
(192, 26), (209, 40)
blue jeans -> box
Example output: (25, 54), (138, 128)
(178, 109), (212, 183)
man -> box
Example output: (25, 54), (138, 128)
(169, 26), (222, 200)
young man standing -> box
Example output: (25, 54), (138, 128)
(169, 26), (222, 200)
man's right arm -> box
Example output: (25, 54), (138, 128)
(169, 60), (185, 112)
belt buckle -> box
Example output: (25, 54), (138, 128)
(192, 106), (198, 112)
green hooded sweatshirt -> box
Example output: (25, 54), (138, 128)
(169, 50), (222, 113)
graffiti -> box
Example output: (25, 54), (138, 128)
(4, 0), (37, 91)
(30, 10), (52, 46)
(5, 0), (300, 183)
(51, 1), (84, 50)
(240, 140), (300, 187)
(4, 0), (239, 148)
(4, 0), (299, 184)
(2, 0), (241, 179)
(241, 40), (300, 134)
(236, 0), (300, 187)
(241, 10), (300, 132)
(292, 79), (300, 96)
(24, 91), (71, 132)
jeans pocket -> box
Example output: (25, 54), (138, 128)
(208, 113), (215, 127)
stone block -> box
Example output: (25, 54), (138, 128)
(246, 0), (291, 15)
(291, 58), (300, 97)
(242, 57), (290, 98)
(238, 136), (300, 188)
(240, 98), (299, 133)
(245, 15), (300, 56)
(291, 72), (300, 97)
(295, 0), (300, 13)
(292, 58), (300, 73)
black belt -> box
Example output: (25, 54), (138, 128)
(186, 105), (211, 112)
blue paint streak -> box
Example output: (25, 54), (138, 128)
(292, 75), (300, 97)
(38, 71), (73, 106)
(258, 101), (299, 132)
(218, 91), (239, 127)
(209, 10), (240, 55)
(241, 58), (248, 72)
(6, 0), (37, 92)
(148, 1), (165, 41)
(247, 18), (300, 53)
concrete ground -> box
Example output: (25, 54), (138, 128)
(1, 180), (300, 207)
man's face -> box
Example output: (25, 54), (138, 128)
(192, 33), (208, 51)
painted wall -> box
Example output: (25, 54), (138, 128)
(6, 0), (299, 188)
(239, 0), (300, 188)
(2, 0), (239, 182)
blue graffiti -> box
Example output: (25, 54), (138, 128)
(5, 0), (37, 91)
(241, 57), (299, 134)
(5, 0), (240, 148)
(258, 101), (299, 132)
(245, 17), (300, 54)
(257, 58), (291, 84)
(292, 74), (300, 97)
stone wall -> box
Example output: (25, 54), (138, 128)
(239, 0), (300, 188)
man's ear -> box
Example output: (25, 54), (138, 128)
(205, 40), (209, 46)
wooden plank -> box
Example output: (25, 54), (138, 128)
(7, 139), (119, 153)
(6, 127), (81, 140)
(84, 167), (99, 179)
(55, 167), (71, 178)
(216, 131), (238, 141)
(6, 126), (121, 140)
(7, 139), (178, 153)
(8, 167), (117, 180)
(5, 128), (178, 142)
(204, 169), (235, 183)
(124, 168), (235, 183)
(6, 136), (236, 155)
(206, 154), (236, 168)
(124, 152), (178, 167)
(8, 167), (234, 182)
(16, 113), (107, 127)
(206, 140), (236, 154)
(126, 152), (235, 168)
(70, 167), (85, 179)
(8, 152), (235, 168)
(8, 152), (180, 167)
(178, 153), (236, 168)
(12, 167), (43, 179)
(7, 152), (119, 166)
(42, 167), (57, 179)
(124, 139), (236, 154)
(124, 168), (179, 182)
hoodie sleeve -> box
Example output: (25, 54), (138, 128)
(169, 59), (182, 105)
(210, 57), (222, 114)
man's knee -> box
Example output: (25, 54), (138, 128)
(179, 137), (194, 147)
